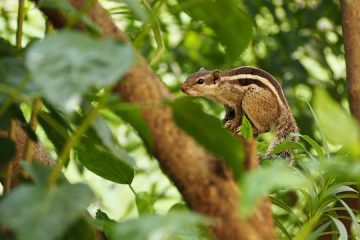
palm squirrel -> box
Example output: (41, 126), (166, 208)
(181, 66), (299, 159)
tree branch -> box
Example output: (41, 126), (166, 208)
(0, 121), (53, 188)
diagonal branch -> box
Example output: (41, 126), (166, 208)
(32, 1), (277, 239)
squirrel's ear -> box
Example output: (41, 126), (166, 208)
(199, 67), (206, 72)
(212, 70), (221, 83)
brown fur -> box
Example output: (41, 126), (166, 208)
(182, 66), (299, 159)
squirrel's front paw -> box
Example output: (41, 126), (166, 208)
(235, 125), (259, 137)
(224, 119), (241, 133)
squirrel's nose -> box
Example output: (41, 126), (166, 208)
(181, 85), (187, 93)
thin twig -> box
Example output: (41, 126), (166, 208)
(47, 90), (110, 186)
(5, 0), (26, 193)
(23, 99), (42, 162)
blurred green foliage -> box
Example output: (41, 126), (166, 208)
(0, 0), (359, 239)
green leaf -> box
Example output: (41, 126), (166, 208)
(95, 209), (115, 222)
(330, 216), (348, 240)
(91, 115), (136, 168)
(328, 185), (358, 196)
(109, 0), (148, 21)
(21, 161), (68, 186)
(306, 101), (330, 159)
(0, 38), (17, 57)
(168, 202), (188, 213)
(241, 115), (253, 139)
(0, 105), (37, 143)
(179, 0), (253, 61)
(0, 137), (16, 168)
(171, 97), (244, 179)
(63, 217), (96, 240)
(319, 160), (360, 184)
(240, 161), (306, 217)
(270, 140), (314, 160)
(25, 31), (135, 113)
(108, 213), (209, 240)
(135, 192), (156, 215)
(291, 133), (324, 157)
(0, 183), (94, 240)
(338, 198), (360, 237)
(92, 210), (116, 238)
(270, 196), (299, 221)
(313, 89), (359, 146)
(38, 110), (70, 161)
(76, 135), (134, 184)
(110, 103), (153, 151)
(273, 218), (292, 240)
(293, 214), (321, 240)
(307, 222), (331, 240)
(0, 57), (37, 104)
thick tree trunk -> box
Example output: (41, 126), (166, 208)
(341, 0), (360, 121)
(26, 1), (278, 239)
(321, 1), (360, 239)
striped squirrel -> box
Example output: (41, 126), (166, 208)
(181, 66), (299, 159)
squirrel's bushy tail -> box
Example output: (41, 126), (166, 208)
(264, 111), (299, 159)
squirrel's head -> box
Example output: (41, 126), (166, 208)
(181, 68), (221, 96)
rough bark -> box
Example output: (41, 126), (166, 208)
(0, 122), (53, 187)
(341, 0), (360, 121)
(29, 1), (278, 239)
(321, 2), (360, 239)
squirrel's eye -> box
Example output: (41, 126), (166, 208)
(197, 78), (205, 84)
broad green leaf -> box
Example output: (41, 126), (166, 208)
(21, 161), (68, 186)
(168, 202), (188, 213)
(313, 89), (359, 146)
(110, 103), (153, 151)
(92, 115), (123, 151)
(0, 183), (94, 240)
(108, 213), (209, 240)
(135, 192), (156, 215)
(0, 38), (17, 57)
(63, 217), (97, 240)
(25, 31), (135, 113)
(0, 137), (16, 168)
(179, 0), (252, 61)
(92, 209), (116, 237)
(330, 216), (348, 240)
(0, 58), (38, 104)
(95, 209), (115, 222)
(91, 115), (136, 167)
(76, 136), (134, 184)
(171, 97), (244, 179)
(240, 162), (307, 217)
(38, 110), (70, 161)
(241, 115), (253, 139)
